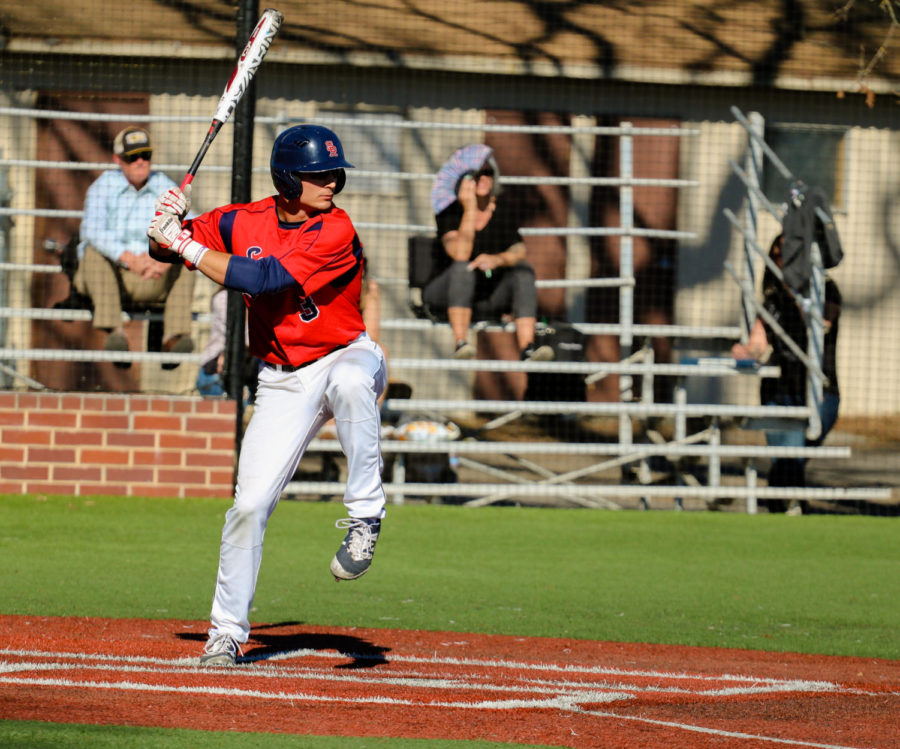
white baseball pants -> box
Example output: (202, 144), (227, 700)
(209, 333), (387, 642)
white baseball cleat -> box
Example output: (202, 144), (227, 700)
(199, 633), (242, 667)
(331, 517), (381, 581)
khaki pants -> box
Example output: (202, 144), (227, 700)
(74, 245), (195, 342)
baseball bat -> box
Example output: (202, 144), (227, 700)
(180, 7), (284, 189)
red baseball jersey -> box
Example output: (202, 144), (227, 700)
(186, 196), (365, 366)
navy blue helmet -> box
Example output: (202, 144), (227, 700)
(270, 125), (354, 199)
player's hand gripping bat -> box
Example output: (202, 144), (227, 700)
(180, 7), (283, 190)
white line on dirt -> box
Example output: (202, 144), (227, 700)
(0, 647), (843, 690)
(582, 708), (869, 749)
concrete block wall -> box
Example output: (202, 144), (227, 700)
(0, 392), (236, 498)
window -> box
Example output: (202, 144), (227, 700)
(762, 125), (847, 210)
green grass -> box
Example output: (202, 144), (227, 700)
(1, 493), (897, 658)
(1, 494), (897, 748)
(0, 721), (550, 749)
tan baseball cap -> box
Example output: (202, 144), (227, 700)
(113, 127), (152, 158)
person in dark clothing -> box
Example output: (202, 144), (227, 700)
(732, 233), (842, 513)
(424, 144), (552, 361)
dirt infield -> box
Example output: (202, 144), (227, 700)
(1, 615), (898, 748)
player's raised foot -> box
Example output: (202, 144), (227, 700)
(199, 633), (242, 667)
(331, 517), (381, 581)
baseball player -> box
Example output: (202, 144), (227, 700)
(147, 125), (387, 667)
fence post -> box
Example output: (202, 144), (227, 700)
(618, 122), (635, 450)
(225, 0), (260, 484)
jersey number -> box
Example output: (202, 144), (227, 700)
(298, 295), (319, 322)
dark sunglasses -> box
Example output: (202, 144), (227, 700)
(475, 167), (494, 179)
(122, 152), (151, 164)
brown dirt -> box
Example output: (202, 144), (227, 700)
(1, 615), (898, 748)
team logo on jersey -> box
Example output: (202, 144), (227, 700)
(247, 246), (263, 259)
(325, 140), (339, 158)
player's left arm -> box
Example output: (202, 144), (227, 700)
(151, 233), (295, 293)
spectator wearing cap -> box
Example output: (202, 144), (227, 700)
(74, 126), (195, 369)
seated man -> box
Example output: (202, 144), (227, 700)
(423, 144), (552, 361)
(74, 126), (195, 369)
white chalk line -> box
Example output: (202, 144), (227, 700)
(0, 646), (881, 706)
(0, 646), (845, 690)
(1, 647), (893, 748)
(0, 657), (868, 702)
(0, 675), (628, 711)
(581, 707), (871, 749)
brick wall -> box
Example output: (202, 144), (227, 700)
(0, 392), (237, 498)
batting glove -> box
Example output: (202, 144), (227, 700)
(154, 184), (191, 218)
(147, 214), (208, 267)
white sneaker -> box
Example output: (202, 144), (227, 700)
(331, 517), (381, 580)
(522, 344), (554, 361)
(452, 340), (476, 359)
(199, 633), (242, 667)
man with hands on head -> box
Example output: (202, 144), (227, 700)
(148, 124), (388, 667)
(424, 144), (552, 361)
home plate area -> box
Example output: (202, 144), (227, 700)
(0, 616), (897, 748)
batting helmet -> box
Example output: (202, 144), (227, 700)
(270, 124), (354, 199)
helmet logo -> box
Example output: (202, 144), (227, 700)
(325, 140), (339, 158)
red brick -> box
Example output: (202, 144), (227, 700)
(192, 399), (218, 414)
(212, 400), (237, 416)
(29, 411), (77, 428)
(157, 468), (209, 484)
(209, 470), (235, 485)
(185, 416), (234, 433)
(80, 394), (106, 411)
(81, 413), (130, 430)
(0, 411), (25, 426)
(60, 395), (84, 410)
(107, 431), (155, 448)
(171, 399), (197, 413)
(0, 393), (18, 408)
(37, 394), (65, 409)
(19, 393), (45, 409)
(2, 465), (50, 480)
(133, 449), (182, 466)
(81, 449), (131, 465)
(56, 430), (104, 447)
(3, 428), (52, 446)
(29, 482), (76, 495)
(28, 447), (78, 464)
(104, 396), (128, 412)
(133, 414), (183, 431)
(0, 446), (25, 462)
(53, 466), (103, 481)
(128, 397), (155, 412)
(185, 451), (235, 468)
(0, 481), (24, 493)
(210, 435), (238, 450)
(159, 433), (207, 449)
(106, 467), (156, 482)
